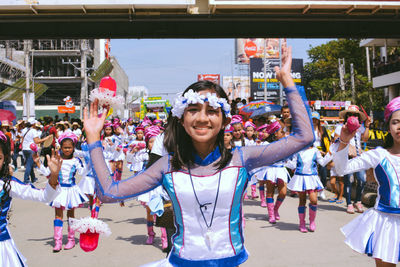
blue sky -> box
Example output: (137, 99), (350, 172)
(111, 38), (333, 96)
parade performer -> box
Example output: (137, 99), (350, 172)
(231, 115), (245, 147)
(36, 132), (88, 252)
(84, 46), (314, 266)
(263, 121), (291, 224)
(0, 131), (61, 266)
(110, 121), (126, 183)
(76, 143), (102, 218)
(135, 126), (168, 250)
(223, 125), (234, 150)
(244, 121), (257, 146)
(333, 96), (400, 266)
(287, 145), (331, 233)
(126, 127), (146, 172)
(247, 123), (269, 204)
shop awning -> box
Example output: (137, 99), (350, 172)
(89, 58), (114, 83)
(0, 78), (48, 104)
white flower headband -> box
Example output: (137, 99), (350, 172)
(171, 89), (231, 118)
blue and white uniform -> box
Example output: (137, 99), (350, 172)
(334, 146), (400, 264)
(0, 177), (59, 267)
(76, 144), (96, 196)
(48, 158), (88, 209)
(287, 147), (330, 192)
(88, 85), (314, 266)
(111, 134), (126, 162)
(126, 140), (146, 172)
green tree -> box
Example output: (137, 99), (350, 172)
(303, 39), (385, 113)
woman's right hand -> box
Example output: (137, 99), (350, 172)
(83, 99), (108, 144)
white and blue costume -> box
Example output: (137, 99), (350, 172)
(287, 147), (330, 192)
(334, 146), (400, 264)
(48, 158), (88, 210)
(111, 134), (126, 162)
(88, 85), (314, 266)
(76, 144), (96, 196)
(126, 140), (147, 172)
(0, 177), (59, 267)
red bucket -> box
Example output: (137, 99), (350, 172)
(79, 230), (100, 252)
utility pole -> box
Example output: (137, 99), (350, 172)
(278, 38), (283, 106)
(350, 63), (355, 103)
(80, 40), (88, 119)
(338, 58), (346, 91)
(24, 40), (32, 120)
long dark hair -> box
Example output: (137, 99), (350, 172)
(0, 138), (12, 210)
(165, 80), (232, 170)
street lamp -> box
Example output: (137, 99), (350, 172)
(25, 69), (44, 120)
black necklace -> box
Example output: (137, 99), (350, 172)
(188, 166), (222, 229)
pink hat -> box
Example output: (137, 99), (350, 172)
(153, 119), (162, 125)
(58, 132), (78, 145)
(135, 127), (144, 133)
(224, 125), (234, 133)
(256, 124), (269, 132)
(265, 121), (281, 135)
(231, 115), (243, 125)
(145, 126), (160, 142)
(103, 121), (112, 128)
(384, 96), (400, 122)
(244, 121), (256, 129)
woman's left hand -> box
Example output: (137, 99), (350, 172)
(47, 149), (62, 189)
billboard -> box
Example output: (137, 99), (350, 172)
(198, 74), (221, 84)
(236, 38), (287, 64)
(250, 58), (303, 100)
(222, 76), (250, 101)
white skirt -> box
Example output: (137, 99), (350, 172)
(287, 175), (323, 192)
(0, 237), (27, 267)
(112, 151), (125, 161)
(341, 208), (400, 264)
(264, 167), (290, 184)
(50, 185), (89, 210)
(78, 176), (95, 195)
(137, 186), (163, 204)
(249, 167), (268, 184)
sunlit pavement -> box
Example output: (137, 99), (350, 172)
(10, 166), (373, 267)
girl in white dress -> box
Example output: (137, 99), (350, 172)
(36, 132), (88, 252)
(0, 131), (61, 266)
(333, 96), (400, 267)
(287, 146), (330, 232)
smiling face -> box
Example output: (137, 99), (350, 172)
(232, 123), (243, 140)
(181, 89), (227, 151)
(388, 110), (400, 146)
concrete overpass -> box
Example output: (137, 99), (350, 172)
(0, 0), (400, 38)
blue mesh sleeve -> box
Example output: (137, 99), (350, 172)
(238, 85), (314, 171)
(89, 141), (166, 203)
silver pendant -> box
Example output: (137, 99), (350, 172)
(205, 228), (212, 249)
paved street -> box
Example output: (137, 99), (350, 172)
(10, 167), (373, 267)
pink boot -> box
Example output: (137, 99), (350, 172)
(266, 198), (276, 224)
(274, 198), (284, 220)
(146, 224), (155, 245)
(64, 224), (75, 250)
(259, 186), (267, 207)
(161, 227), (168, 251)
(53, 219), (63, 253)
(298, 206), (308, 233)
(251, 184), (258, 199)
(309, 204), (317, 232)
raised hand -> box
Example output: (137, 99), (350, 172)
(274, 45), (295, 88)
(46, 149), (62, 189)
(84, 99), (108, 144)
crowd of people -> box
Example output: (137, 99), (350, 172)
(0, 46), (399, 266)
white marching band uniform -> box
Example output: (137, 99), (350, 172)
(38, 158), (88, 209)
(126, 140), (147, 172)
(334, 145), (400, 264)
(287, 147), (330, 192)
(0, 178), (59, 267)
(111, 134), (126, 162)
